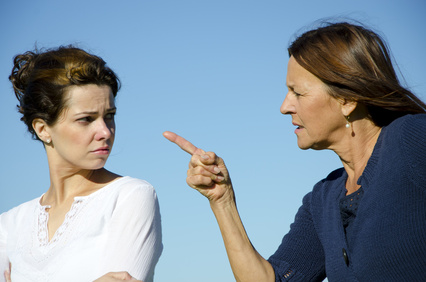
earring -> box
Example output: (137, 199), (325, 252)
(46, 139), (51, 144)
(345, 116), (350, 128)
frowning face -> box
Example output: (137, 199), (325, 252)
(280, 56), (347, 150)
(45, 84), (116, 171)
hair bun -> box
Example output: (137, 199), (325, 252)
(8, 45), (120, 141)
(9, 51), (38, 105)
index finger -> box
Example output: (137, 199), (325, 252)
(163, 131), (199, 156)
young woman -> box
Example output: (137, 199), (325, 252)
(1, 46), (162, 282)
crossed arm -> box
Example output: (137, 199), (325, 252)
(163, 131), (275, 282)
(3, 264), (143, 281)
(4, 131), (274, 282)
(3, 260), (142, 282)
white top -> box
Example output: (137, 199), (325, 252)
(0, 176), (163, 282)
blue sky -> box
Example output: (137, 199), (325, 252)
(1, 1), (425, 281)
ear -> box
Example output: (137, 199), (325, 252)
(340, 99), (357, 117)
(32, 118), (51, 143)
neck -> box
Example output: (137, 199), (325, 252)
(333, 118), (382, 194)
(41, 167), (118, 206)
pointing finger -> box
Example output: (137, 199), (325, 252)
(163, 131), (203, 156)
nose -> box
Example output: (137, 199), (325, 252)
(280, 92), (295, 115)
(95, 119), (114, 141)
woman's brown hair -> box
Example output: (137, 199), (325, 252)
(9, 45), (121, 140)
(288, 22), (426, 127)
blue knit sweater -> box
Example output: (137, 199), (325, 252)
(268, 114), (426, 281)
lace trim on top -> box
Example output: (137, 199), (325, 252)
(37, 199), (84, 247)
(36, 177), (124, 248)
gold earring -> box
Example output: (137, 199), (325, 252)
(345, 116), (350, 128)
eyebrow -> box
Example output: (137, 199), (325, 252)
(75, 107), (117, 115)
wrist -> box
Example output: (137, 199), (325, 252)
(209, 190), (236, 211)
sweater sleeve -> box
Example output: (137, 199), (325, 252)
(268, 192), (326, 282)
(98, 181), (163, 282)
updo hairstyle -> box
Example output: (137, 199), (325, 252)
(9, 45), (121, 140)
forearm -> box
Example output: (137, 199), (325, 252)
(162, 134), (275, 281)
(211, 201), (275, 282)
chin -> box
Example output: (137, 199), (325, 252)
(86, 161), (107, 171)
(296, 140), (311, 150)
(297, 138), (326, 151)
(297, 145), (310, 150)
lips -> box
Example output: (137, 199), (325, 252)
(292, 121), (304, 134)
(292, 122), (303, 128)
(92, 146), (110, 154)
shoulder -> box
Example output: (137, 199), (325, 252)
(303, 168), (346, 209)
(0, 197), (40, 219)
(390, 113), (426, 125)
(107, 176), (157, 199)
(0, 197), (40, 233)
(114, 176), (155, 192)
(388, 114), (426, 183)
(312, 168), (346, 195)
(296, 168), (346, 210)
(104, 176), (160, 214)
(384, 114), (426, 137)
(320, 167), (346, 183)
(382, 114), (426, 156)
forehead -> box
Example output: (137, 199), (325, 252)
(286, 56), (323, 89)
(64, 84), (115, 110)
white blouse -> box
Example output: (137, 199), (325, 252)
(0, 176), (163, 282)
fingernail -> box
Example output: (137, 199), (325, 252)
(202, 155), (209, 160)
(216, 176), (224, 181)
(213, 167), (220, 173)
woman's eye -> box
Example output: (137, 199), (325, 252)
(289, 87), (301, 97)
(105, 113), (116, 120)
(78, 116), (93, 123)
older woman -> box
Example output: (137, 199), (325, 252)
(1, 46), (162, 282)
(164, 22), (426, 281)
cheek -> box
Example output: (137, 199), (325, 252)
(298, 104), (317, 125)
(302, 106), (333, 135)
(64, 129), (91, 146)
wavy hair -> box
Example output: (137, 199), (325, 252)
(9, 45), (121, 140)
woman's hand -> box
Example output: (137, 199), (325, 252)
(93, 272), (142, 282)
(2, 266), (141, 282)
(4, 263), (11, 282)
(164, 131), (275, 282)
(163, 131), (235, 206)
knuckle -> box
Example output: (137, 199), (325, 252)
(207, 151), (217, 158)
